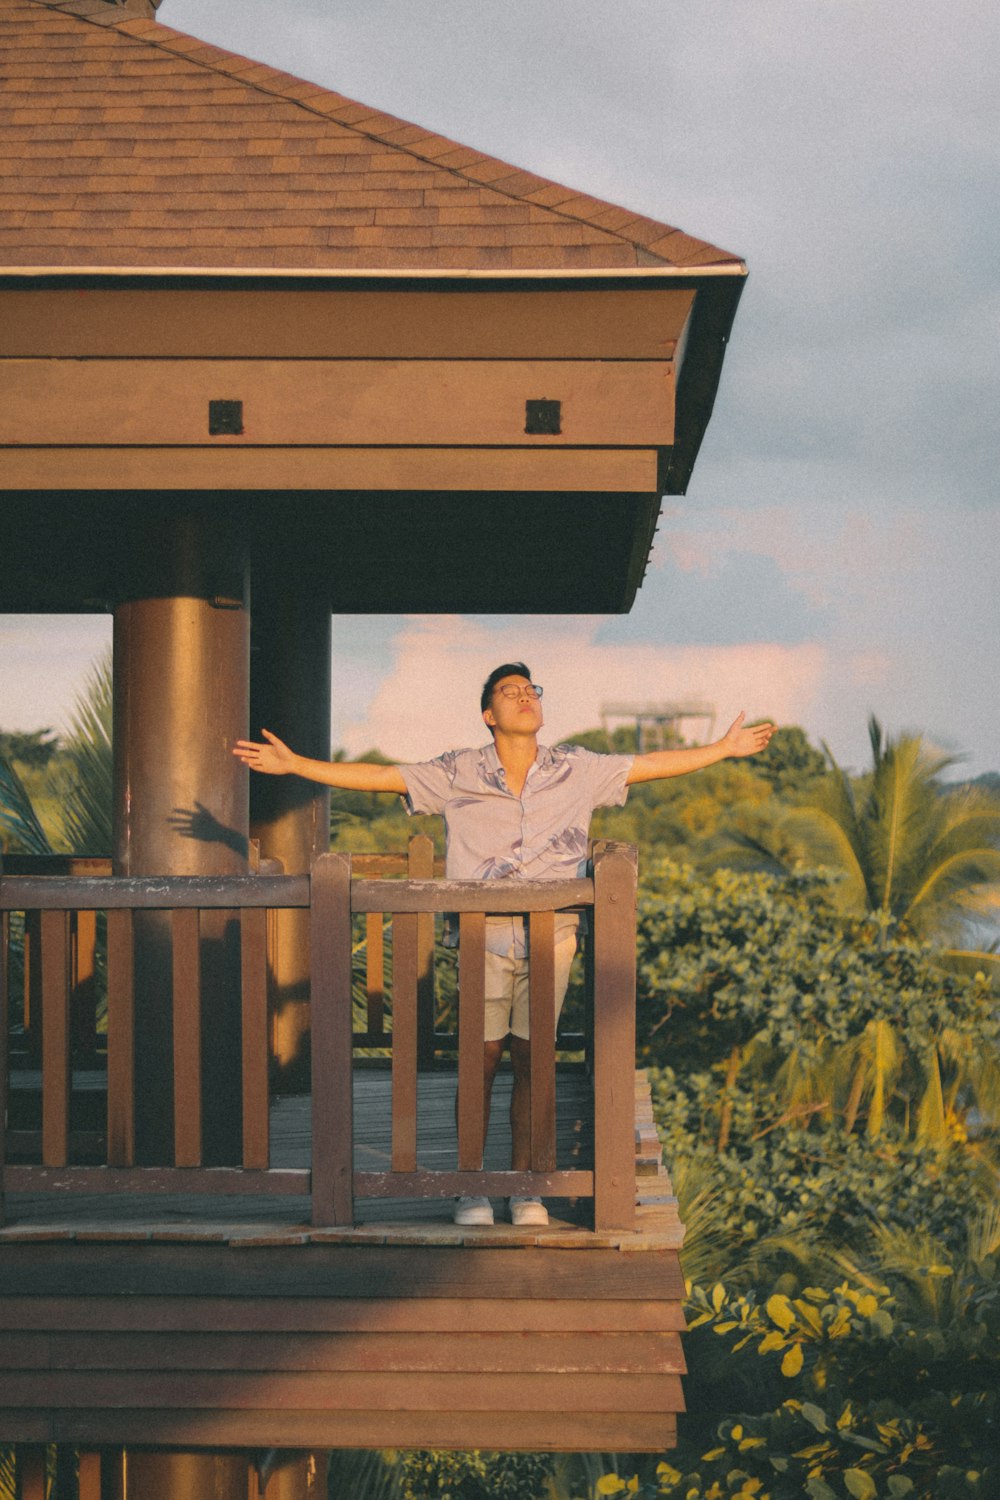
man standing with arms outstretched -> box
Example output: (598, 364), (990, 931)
(235, 663), (773, 1226)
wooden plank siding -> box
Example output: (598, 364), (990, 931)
(0, 1240), (685, 1452)
(0, 358), (675, 448)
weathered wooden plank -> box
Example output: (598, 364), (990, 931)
(0, 1329), (685, 1375)
(391, 914), (419, 1172)
(528, 911), (557, 1172)
(0, 1244), (685, 1301)
(105, 909), (135, 1168)
(0, 1296), (687, 1334)
(353, 1169), (591, 1198)
(2, 287), (695, 361)
(0, 359), (675, 447)
(592, 843), (638, 1232)
(353, 877), (590, 915)
(0, 875), (311, 912)
(240, 907), (270, 1171)
(41, 910), (70, 1168)
(456, 913), (486, 1171)
(0, 1408), (678, 1453)
(0, 446), (660, 496)
(3, 1166), (309, 1196)
(310, 852), (354, 1227)
(171, 909), (202, 1169)
(0, 1368), (682, 1414)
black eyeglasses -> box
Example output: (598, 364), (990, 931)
(495, 683), (543, 700)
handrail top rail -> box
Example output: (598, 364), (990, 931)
(0, 869), (595, 915)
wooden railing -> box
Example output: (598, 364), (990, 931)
(0, 842), (637, 1230)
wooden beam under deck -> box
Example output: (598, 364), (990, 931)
(0, 1239), (685, 1453)
(0, 1073), (686, 1452)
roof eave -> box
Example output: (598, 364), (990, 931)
(0, 263), (747, 281)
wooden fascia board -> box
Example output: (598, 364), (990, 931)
(661, 272), (747, 495)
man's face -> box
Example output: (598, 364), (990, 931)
(482, 674), (544, 737)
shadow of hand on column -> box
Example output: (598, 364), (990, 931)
(168, 801), (249, 859)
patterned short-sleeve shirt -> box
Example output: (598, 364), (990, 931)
(399, 742), (633, 955)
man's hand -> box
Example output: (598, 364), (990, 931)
(232, 732), (408, 793)
(233, 729), (297, 776)
(720, 712), (775, 758)
(627, 711), (776, 783)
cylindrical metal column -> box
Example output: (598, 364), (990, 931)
(249, 584), (331, 1087)
(113, 506), (249, 1161)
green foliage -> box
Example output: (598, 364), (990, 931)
(0, 752), (54, 853)
(635, 860), (1000, 1154)
(752, 725), (829, 794)
(0, 727), (60, 769)
(394, 1450), (556, 1500)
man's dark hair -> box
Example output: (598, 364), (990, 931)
(480, 661), (532, 713)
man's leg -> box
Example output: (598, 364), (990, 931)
(453, 952), (514, 1226)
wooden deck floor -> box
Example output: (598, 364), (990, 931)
(3, 1066), (602, 1240)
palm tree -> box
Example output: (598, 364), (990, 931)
(729, 717), (1000, 966)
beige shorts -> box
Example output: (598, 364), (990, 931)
(483, 931), (578, 1043)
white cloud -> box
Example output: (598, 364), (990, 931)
(340, 615), (827, 761)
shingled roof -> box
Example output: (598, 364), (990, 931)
(0, 0), (745, 272)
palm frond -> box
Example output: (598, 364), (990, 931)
(0, 756), (54, 854)
(61, 650), (113, 854)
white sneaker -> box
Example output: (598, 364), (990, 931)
(454, 1195), (494, 1226)
(509, 1196), (549, 1227)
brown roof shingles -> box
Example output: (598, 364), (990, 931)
(0, 0), (744, 272)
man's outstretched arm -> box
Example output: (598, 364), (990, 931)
(233, 729), (408, 794)
(626, 712), (774, 784)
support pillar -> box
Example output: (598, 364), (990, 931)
(249, 584), (331, 1088)
(112, 506), (249, 1161)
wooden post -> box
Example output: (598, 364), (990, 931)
(591, 841), (637, 1231)
(310, 851), (354, 1226)
(409, 834), (437, 1067)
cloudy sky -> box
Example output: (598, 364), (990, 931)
(2, 0), (997, 773)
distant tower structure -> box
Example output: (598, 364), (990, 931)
(601, 700), (717, 752)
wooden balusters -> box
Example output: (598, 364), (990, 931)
(106, 908), (136, 1167)
(591, 842), (637, 1232)
(390, 913), (419, 1172)
(364, 911), (385, 1041)
(310, 852), (354, 1226)
(456, 912), (486, 1171)
(409, 833), (436, 1067)
(171, 907), (202, 1167)
(41, 908), (70, 1167)
(528, 910), (557, 1172)
(240, 906), (270, 1170)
